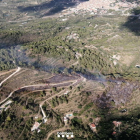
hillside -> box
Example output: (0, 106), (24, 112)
(0, 0), (140, 140)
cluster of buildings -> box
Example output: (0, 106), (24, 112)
(31, 105), (47, 133)
(77, 0), (112, 12)
(113, 121), (122, 128)
(89, 120), (122, 134)
(67, 32), (79, 40)
(112, 121), (122, 135)
(64, 113), (73, 125)
(59, 0), (140, 16)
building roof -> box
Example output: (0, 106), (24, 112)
(113, 121), (122, 127)
(112, 131), (116, 135)
(64, 117), (68, 121)
(31, 122), (40, 131)
(90, 123), (96, 128)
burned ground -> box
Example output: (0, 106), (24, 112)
(96, 80), (140, 108)
(47, 74), (80, 83)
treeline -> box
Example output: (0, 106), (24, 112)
(0, 47), (29, 71)
(1, 15), (139, 80)
(26, 35), (119, 75)
(0, 30), (35, 47)
(79, 49), (117, 75)
(26, 36), (76, 60)
(0, 48), (16, 71)
(25, 38), (140, 80)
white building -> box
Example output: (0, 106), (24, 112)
(31, 122), (41, 131)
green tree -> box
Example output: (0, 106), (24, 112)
(6, 115), (11, 121)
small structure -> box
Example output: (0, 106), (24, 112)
(64, 116), (68, 126)
(90, 123), (96, 132)
(112, 131), (116, 135)
(113, 121), (122, 127)
(64, 91), (69, 95)
(35, 116), (38, 119)
(66, 114), (73, 118)
(37, 129), (41, 133)
(113, 60), (117, 65)
(113, 121), (122, 132)
(135, 65), (140, 68)
(31, 122), (41, 132)
(43, 118), (47, 123)
(112, 55), (120, 60)
(90, 123), (96, 129)
(61, 18), (68, 21)
(64, 117), (68, 122)
(64, 113), (73, 126)
(121, 109), (127, 113)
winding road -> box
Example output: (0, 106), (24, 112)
(0, 74), (85, 105)
(46, 127), (70, 140)
(0, 70), (85, 139)
(0, 67), (21, 87)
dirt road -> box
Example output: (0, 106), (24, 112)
(0, 80), (75, 105)
(0, 90), (15, 105)
(0, 67), (21, 87)
(40, 104), (47, 119)
(0, 69), (16, 77)
(0, 74), (84, 105)
(45, 127), (70, 140)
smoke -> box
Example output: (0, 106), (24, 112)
(0, 45), (63, 72)
(0, 43), (74, 76)
(79, 71), (106, 83)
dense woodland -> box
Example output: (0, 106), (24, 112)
(0, 13), (140, 80)
(0, 47), (31, 71)
(0, 12), (140, 76)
